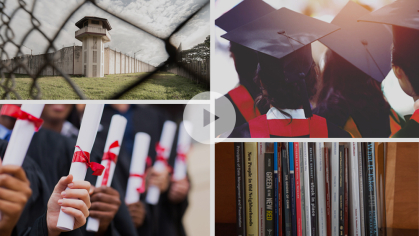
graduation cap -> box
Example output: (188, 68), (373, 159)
(318, 1), (393, 82)
(221, 8), (340, 117)
(215, 0), (275, 32)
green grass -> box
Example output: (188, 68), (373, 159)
(2, 72), (208, 100)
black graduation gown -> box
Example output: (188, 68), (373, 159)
(91, 105), (189, 236)
(313, 103), (392, 138)
(391, 111), (419, 138)
(228, 114), (352, 138)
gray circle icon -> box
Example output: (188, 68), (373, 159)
(183, 91), (236, 144)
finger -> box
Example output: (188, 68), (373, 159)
(62, 189), (90, 208)
(0, 199), (22, 216)
(0, 165), (29, 183)
(68, 180), (91, 192)
(89, 210), (114, 219)
(54, 175), (73, 193)
(59, 199), (89, 218)
(94, 186), (119, 196)
(61, 206), (87, 226)
(0, 187), (30, 205)
(0, 174), (31, 192)
(91, 192), (121, 205)
(90, 201), (119, 212)
(89, 186), (95, 195)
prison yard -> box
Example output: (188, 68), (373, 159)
(1, 72), (207, 100)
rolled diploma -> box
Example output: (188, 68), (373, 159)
(1, 104), (44, 221)
(173, 121), (193, 181)
(86, 114), (127, 232)
(146, 120), (177, 205)
(125, 132), (151, 204)
(56, 104), (104, 231)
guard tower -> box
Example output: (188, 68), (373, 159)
(75, 16), (111, 77)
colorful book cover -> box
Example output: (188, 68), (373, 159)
(273, 143), (279, 236)
(259, 142), (266, 236)
(303, 142), (312, 236)
(294, 142), (302, 236)
(282, 143), (291, 236)
(308, 143), (317, 236)
(278, 143), (283, 236)
(365, 143), (378, 236)
(265, 152), (275, 236)
(289, 143), (297, 236)
(244, 142), (258, 236)
(299, 143), (306, 236)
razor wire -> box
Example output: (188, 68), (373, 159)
(0, 0), (209, 100)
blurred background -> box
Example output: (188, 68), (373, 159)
(213, 0), (415, 119)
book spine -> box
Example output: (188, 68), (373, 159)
(331, 142), (339, 236)
(316, 142), (327, 236)
(266, 153), (275, 236)
(259, 142), (266, 236)
(294, 143), (302, 236)
(282, 143), (291, 236)
(339, 145), (344, 236)
(278, 143), (283, 236)
(289, 143), (297, 236)
(324, 147), (331, 236)
(308, 143), (317, 236)
(358, 143), (365, 236)
(303, 143), (312, 236)
(234, 142), (246, 236)
(366, 143), (378, 236)
(299, 143), (306, 236)
(245, 142), (259, 236)
(349, 143), (361, 236)
(344, 148), (349, 236)
(274, 143), (278, 236)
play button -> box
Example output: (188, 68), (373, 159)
(183, 91), (236, 144)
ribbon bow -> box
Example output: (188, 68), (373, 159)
(155, 143), (169, 166)
(0, 105), (43, 131)
(129, 173), (146, 193)
(72, 146), (105, 176)
(101, 141), (120, 186)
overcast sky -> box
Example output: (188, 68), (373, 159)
(3, 0), (209, 66)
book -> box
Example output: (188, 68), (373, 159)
(258, 142), (266, 236)
(330, 142), (339, 236)
(316, 142), (327, 236)
(294, 142), (302, 236)
(375, 143), (386, 236)
(303, 143), (312, 236)
(265, 152), (275, 236)
(244, 142), (259, 236)
(344, 147), (349, 236)
(289, 143), (297, 236)
(339, 145), (344, 236)
(308, 143), (317, 236)
(273, 143), (279, 236)
(365, 143), (378, 236)
(234, 142), (246, 236)
(358, 143), (365, 236)
(278, 143), (283, 236)
(299, 143), (306, 236)
(349, 143), (361, 236)
(282, 143), (292, 236)
(324, 147), (331, 236)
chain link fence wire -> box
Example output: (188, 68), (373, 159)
(0, 0), (209, 100)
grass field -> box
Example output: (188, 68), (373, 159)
(2, 72), (208, 100)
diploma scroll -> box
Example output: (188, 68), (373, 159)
(173, 121), (193, 181)
(86, 114), (127, 232)
(56, 104), (104, 231)
(146, 120), (177, 205)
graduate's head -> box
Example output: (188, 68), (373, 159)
(42, 104), (74, 123)
(392, 25), (419, 98)
(255, 44), (318, 112)
(0, 104), (21, 130)
(229, 42), (258, 86)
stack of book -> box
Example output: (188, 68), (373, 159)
(233, 142), (387, 236)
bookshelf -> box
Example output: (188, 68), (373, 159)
(215, 142), (419, 236)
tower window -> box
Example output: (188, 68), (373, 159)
(91, 20), (100, 25)
(93, 51), (97, 63)
(83, 21), (88, 27)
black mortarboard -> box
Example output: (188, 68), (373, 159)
(215, 0), (275, 32)
(358, 0), (419, 31)
(221, 8), (340, 117)
(318, 1), (393, 82)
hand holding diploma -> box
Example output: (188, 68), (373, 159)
(0, 161), (32, 236)
(89, 186), (121, 234)
(47, 175), (91, 236)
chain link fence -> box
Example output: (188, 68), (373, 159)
(0, 0), (209, 99)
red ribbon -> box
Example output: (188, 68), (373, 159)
(0, 105), (43, 131)
(129, 173), (146, 193)
(101, 141), (120, 186)
(72, 146), (105, 176)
